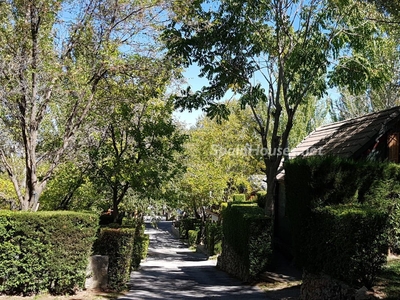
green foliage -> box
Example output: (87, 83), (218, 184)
(285, 156), (384, 211)
(205, 221), (223, 256)
(285, 156), (400, 287)
(378, 259), (400, 300)
(40, 162), (99, 211)
(0, 174), (17, 209)
(221, 203), (272, 281)
(88, 60), (186, 216)
(0, 211), (98, 295)
(179, 218), (201, 239)
(303, 205), (388, 288)
(131, 224), (150, 270)
(255, 191), (267, 209)
(165, 0), (392, 216)
(131, 234), (150, 271)
(92, 227), (136, 292)
(188, 229), (199, 247)
(232, 194), (246, 202)
(0, 0), (173, 211)
(177, 101), (262, 213)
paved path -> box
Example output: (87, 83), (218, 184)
(118, 221), (269, 300)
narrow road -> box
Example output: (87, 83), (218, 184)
(118, 221), (269, 300)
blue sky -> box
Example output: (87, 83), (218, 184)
(173, 65), (206, 128)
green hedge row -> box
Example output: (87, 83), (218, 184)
(188, 229), (199, 247)
(304, 206), (388, 287)
(92, 228), (135, 291)
(232, 194), (246, 202)
(218, 202), (272, 281)
(131, 234), (150, 270)
(285, 156), (400, 288)
(178, 218), (201, 239)
(254, 191), (267, 209)
(205, 221), (222, 255)
(93, 224), (150, 291)
(0, 211), (98, 295)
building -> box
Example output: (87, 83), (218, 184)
(275, 106), (400, 250)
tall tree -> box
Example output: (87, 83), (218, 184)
(365, 0), (400, 18)
(87, 56), (186, 220)
(330, 3), (400, 120)
(164, 0), (391, 216)
(0, 0), (169, 210)
(178, 102), (262, 215)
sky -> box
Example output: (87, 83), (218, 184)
(172, 65), (206, 128)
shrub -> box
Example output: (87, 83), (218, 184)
(131, 234), (150, 271)
(220, 202), (228, 210)
(140, 234), (150, 259)
(299, 205), (388, 288)
(188, 229), (199, 247)
(232, 194), (246, 202)
(255, 191), (267, 209)
(285, 156), (400, 288)
(92, 227), (135, 291)
(217, 202), (272, 282)
(179, 218), (201, 239)
(0, 211), (97, 295)
(205, 221), (223, 255)
(285, 156), (387, 209)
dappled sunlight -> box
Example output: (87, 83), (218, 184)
(118, 221), (269, 299)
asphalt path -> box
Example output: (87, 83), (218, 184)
(118, 221), (269, 300)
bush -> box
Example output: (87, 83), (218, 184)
(179, 218), (201, 239)
(285, 156), (400, 288)
(255, 191), (267, 209)
(232, 194), (246, 202)
(299, 205), (388, 288)
(205, 221), (223, 255)
(0, 211), (97, 295)
(217, 202), (272, 282)
(188, 229), (199, 247)
(131, 234), (150, 271)
(92, 227), (135, 291)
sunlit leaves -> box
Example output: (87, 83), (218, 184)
(177, 101), (262, 211)
(0, 0), (174, 210)
(164, 0), (392, 214)
(86, 55), (186, 212)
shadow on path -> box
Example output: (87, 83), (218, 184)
(118, 221), (269, 299)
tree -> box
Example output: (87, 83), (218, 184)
(164, 0), (391, 216)
(86, 56), (186, 220)
(177, 102), (262, 215)
(365, 0), (400, 18)
(39, 160), (98, 211)
(330, 4), (400, 120)
(0, 0), (170, 210)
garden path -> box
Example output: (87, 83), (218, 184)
(117, 221), (271, 300)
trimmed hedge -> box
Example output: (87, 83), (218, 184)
(131, 234), (150, 270)
(303, 206), (388, 287)
(217, 202), (272, 282)
(93, 228), (135, 291)
(205, 221), (222, 255)
(285, 156), (385, 211)
(0, 211), (98, 295)
(232, 194), (246, 202)
(188, 229), (199, 247)
(285, 156), (400, 288)
(255, 191), (267, 209)
(178, 218), (201, 239)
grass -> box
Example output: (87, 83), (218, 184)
(377, 257), (400, 300)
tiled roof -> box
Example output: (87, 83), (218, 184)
(289, 106), (400, 159)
